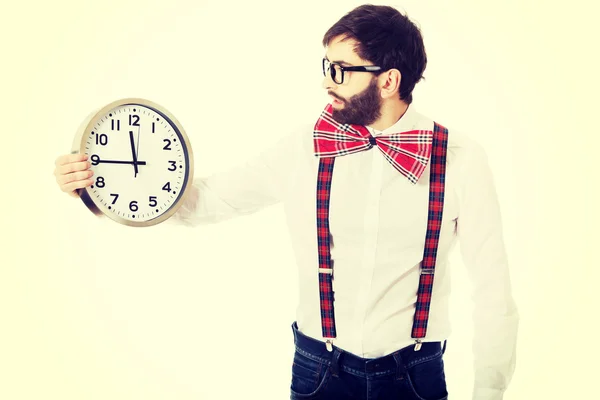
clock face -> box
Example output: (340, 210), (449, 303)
(81, 102), (191, 226)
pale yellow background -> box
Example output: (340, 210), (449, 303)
(2, 0), (599, 398)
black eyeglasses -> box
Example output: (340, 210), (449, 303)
(322, 58), (382, 84)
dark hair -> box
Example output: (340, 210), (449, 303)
(322, 4), (427, 104)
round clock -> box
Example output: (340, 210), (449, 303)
(70, 98), (194, 227)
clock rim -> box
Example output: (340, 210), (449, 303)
(71, 97), (195, 227)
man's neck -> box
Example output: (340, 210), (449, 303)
(368, 101), (409, 131)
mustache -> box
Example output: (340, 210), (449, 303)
(328, 91), (345, 102)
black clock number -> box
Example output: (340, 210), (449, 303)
(110, 193), (119, 204)
(129, 201), (138, 212)
(149, 196), (157, 207)
(162, 182), (171, 192)
(96, 176), (105, 188)
(90, 154), (100, 165)
(111, 119), (120, 131)
(152, 122), (155, 133)
(95, 133), (108, 146)
(129, 114), (140, 127)
(168, 161), (177, 171)
(163, 139), (172, 150)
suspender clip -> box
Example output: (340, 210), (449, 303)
(318, 268), (333, 275)
(414, 339), (422, 351)
(325, 339), (333, 352)
(420, 268), (434, 275)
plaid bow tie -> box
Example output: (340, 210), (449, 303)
(313, 104), (434, 184)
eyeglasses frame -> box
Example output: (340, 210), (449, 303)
(322, 58), (383, 84)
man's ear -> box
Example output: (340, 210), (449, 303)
(380, 69), (401, 99)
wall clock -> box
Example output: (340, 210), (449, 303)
(71, 98), (194, 227)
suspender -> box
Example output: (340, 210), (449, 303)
(316, 122), (449, 352)
(316, 157), (337, 350)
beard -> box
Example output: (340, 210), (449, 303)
(330, 77), (382, 126)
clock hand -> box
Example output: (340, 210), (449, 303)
(96, 159), (147, 165)
(136, 125), (141, 160)
(129, 130), (139, 177)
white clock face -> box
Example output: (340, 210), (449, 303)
(83, 104), (190, 224)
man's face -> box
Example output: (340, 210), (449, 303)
(322, 35), (382, 126)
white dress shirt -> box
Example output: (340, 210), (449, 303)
(172, 103), (519, 400)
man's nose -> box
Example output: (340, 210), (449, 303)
(322, 74), (337, 90)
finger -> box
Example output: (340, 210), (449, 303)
(67, 189), (80, 198)
(57, 169), (94, 186)
(55, 160), (91, 177)
(62, 177), (94, 195)
(55, 153), (88, 167)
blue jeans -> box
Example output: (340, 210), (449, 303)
(290, 322), (448, 400)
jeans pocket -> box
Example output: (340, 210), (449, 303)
(290, 351), (330, 398)
(405, 353), (448, 400)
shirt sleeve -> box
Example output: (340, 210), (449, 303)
(456, 140), (520, 400)
(170, 126), (306, 227)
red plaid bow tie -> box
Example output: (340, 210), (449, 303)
(313, 104), (434, 184)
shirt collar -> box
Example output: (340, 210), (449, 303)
(366, 103), (422, 136)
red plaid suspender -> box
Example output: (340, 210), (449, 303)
(316, 157), (337, 351)
(411, 122), (449, 349)
(316, 122), (449, 352)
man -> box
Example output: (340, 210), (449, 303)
(54, 4), (519, 400)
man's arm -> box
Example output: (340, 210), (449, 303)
(456, 140), (520, 400)
(171, 126), (306, 227)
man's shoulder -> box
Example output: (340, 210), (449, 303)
(410, 112), (488, 183)
(411, 108), (484, 158)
